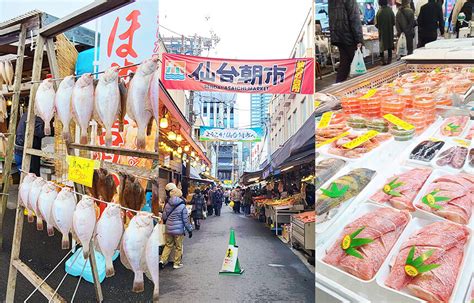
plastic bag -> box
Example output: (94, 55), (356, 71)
(350, 47), (367, 76)
(396, 33), (407, 56)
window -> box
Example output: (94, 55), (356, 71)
(203, 105), (207, 116)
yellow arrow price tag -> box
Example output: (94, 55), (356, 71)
(317, 112), (333, 129)
(316, 131), (350, 148)
(342, 130), (379, 149)
(453, 139), (470, 147)
(67, 155), (99, 188)
(383, 114), (414, 131)
(361, 89), (377, 99)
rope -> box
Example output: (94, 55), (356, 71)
(23, 244), (78, 302)
(70, 260), (87, 303)
(47, 249), (82, 303)
(19, 169), (160, 220)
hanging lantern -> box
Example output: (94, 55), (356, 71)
(176, 134), (183, 143)
(184, 145), (190, 152)
(159, 116), (169, 129)
(167, 131), (177, 141)
(190, 151), (196, 157)
(177, 146), (183, 153)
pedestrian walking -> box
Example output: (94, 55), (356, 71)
(206, 186), (214, 216)
(328, 0), (364, 83)
(396, 0), (416, 55)
(417, 0), (444, 47)
(231, 186), (243, 214)
(160, 188), (193, 270)
(376, 0), (396, 65)
(212, 186), (224, 216)
(164, 183), (177, 205)
(190, 189), (206, 230)
(243, 187), (252, 216)
(224, 189), (230, 205)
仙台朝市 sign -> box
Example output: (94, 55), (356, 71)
(161, 53), (314, 94)
(199, 127), (264, 142)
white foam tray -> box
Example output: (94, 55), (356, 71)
(431, 141), (470, 174)
(433, 117), (472, 143)
(376, 217), (473, 303)
(316, 203), (411, 284)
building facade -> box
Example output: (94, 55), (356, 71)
(250, 94), (271, 128)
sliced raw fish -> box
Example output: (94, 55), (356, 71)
(126, 56), (159, 149)
(121, 212), (154, 292)
(27, 177), (46, 225)
(436, 146), (468, 169)
(35, 78), (55, 136)
(95, 67), (121, 147)
(52, 187), (77, 249)
(145, 223), (160, 301)
(96, 203), (123, 277)
(72, 73), (94, 144)
(37, 182), (58, 236)
(73, 196), (97, 258)
(19, 173), (37, 207)
(440, 115), (469, 137)
(55, 76), (75, 142)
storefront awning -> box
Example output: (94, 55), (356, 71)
(279, 148), (315, 171)
(270, 112), (315, 169)
(240, 170), (263, 185)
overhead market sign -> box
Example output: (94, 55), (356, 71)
(161, 53), (314, 94)
(199, 127), (264, 142)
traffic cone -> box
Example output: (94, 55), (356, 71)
(219, 228), (244, 275)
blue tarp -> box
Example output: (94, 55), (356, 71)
(75, 47), (98, 76)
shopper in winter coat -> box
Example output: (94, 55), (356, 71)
(207, 186), (215, 216)
(364, 3), (376, 24)
(164, 182), (177, 206)
(212, 187), (224, 216)
(376, 0), (396, 65)
(455, 0), (473, 36)
(450, 0), (468, 29)
(160, 190), (193, 269)
(417, 0), (445, 47)
(190, 189), (206, 230)
(396, 0), (416, 55)
(328, 0), (364, 83)
(243, 188), (252, 216)
(231, 186), (243, 214)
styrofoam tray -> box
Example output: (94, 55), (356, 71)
(363, 166), (434, 212)
(406, 139), (447, 167)
(316, 203), (411, 284)
(376, 217), (473, 303)
(463, 148), (474, 174)
(433, 116), (472, 143)
(413, 169), (474, 229)
(316, 165), (377, 234)
(464, 274), (474, 303)
(431, 141), (470, 174)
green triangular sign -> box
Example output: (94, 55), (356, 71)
(219, 228), (244, 275)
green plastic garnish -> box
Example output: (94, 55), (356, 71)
(341, 227), (374, 259)
(404, 246), (440, 277)
(444, 123), (460, 132)
(422, 190), (450, 210)
(321, 183), (349, 198)
(383, 177), (404, 197)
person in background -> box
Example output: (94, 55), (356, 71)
(14, 113), (51, 176)
(450, 0), (468, 30)
(190, 189), (206, 230)
(160, 188), (193, 270)
(415, 0), (428, 16)
(376, 0), (396, 65)
(231, 186), (243, 214)
(164, 182), (177, 206)
(417, 0), (445, 47)
(305, 183), (315, 207)
(212, 186), (224, 216)
(224, 188), (230, 205)
(364, 3), (376, 24)
(328, 0), (364, 83)
(396, 0), (416, 55)
(206, 185), (214, 216)
(243, 187), (252, 216)
(455, 0), (473, 36)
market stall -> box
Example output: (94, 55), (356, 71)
(314, 58), (474, 302)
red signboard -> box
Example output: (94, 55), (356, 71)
(161, 53), (314, 94)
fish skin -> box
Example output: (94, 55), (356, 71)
(146, 223), (160, 301)
(118, 79), (127, 132)
(5, 60), (13, 86)
(95, 67), (121, 147)
(316, 168), (376, 215)
(126, 56), (159, 150)
(0, 62), (6, 87)
(316, 158), (345, 189)
(35, 79), (56, 136)
(55, 76), (75, 142)
(122, 212), (154, 293)
(148, 69), (159, 150)
(96, 203), (123, 277)
(73, 196), (97, 258)
(27, 177), (46, 226)
(0, 93), (7, 122)
(37, 182), (59, 236)
(52, 187), (77, 249)
(19, 173), (37, 208)
(72, 73), (94, 144)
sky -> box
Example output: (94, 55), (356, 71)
(0, 0), (311, 128)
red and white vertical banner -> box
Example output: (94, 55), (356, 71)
(95, 0), (159, 170)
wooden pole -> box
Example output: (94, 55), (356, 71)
(0, 24), (27, 249)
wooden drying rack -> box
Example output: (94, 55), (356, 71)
(2, 1), (164, 302)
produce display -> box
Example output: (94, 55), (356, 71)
(293, 211), (315, 223)
(316, 65), (473, 303)
(385, 222), (469, 302)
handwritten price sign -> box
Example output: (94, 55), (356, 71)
(67, 156), (99, 187)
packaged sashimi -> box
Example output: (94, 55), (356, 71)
(438, 115), (470, 138)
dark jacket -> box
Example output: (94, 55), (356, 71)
(396, 6), (416, 37)
(417, 0), (445, 37)
(190, 193), (206, 219)
(212, 189), (224, 205)
(329, 0), (364, 47)
(456, 0), (473, 32)
(162, 196), (193, 236)
(376, 6), (396, 51)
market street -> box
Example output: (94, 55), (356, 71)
(159, 206), (315, 302)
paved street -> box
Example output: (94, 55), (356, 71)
(159, 206), (315, 303)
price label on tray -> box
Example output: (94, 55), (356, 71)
(317, 112), (333, 129)
(361, 88), (377, 99)
(67, 155), (99, 188)
(383, 114), (414, 131)
(342, 130), (379, 149)
(453, 139), (470, 147)
(316, 131), (350, 148)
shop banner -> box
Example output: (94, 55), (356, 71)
(199, 127), (264, 142)
(162, 53), (314, 94)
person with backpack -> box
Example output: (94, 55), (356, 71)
(396, 0), (416, 55)
(190, 189), (206, 230)
(160, 188), (193, 269)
